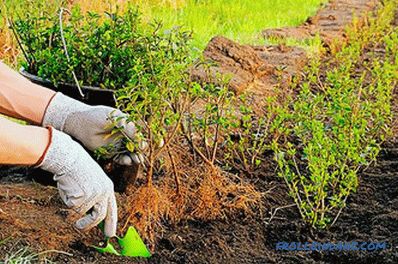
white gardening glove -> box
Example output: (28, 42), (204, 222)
(37, 128), (118, 237)
(42, 92), (145, 165)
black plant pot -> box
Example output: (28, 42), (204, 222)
(19, 68), (116, 107)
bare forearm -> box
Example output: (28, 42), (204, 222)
(0, 116), (50, 165)
(0, 62), (55, 125)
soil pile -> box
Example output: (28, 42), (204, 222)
(193, 0), (378, 98)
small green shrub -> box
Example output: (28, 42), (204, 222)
(12, 5), (192, 90)
(222, 96), (273, 173)
(271, 0), (397, 228)
(115, 67), (262, 245)
(115, 30), (194, 183)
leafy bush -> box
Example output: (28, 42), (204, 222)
(271, 1), (397, 228)
(116, 66), (261, 246)
(223, 96), (275, 173)
(12, 5), (192, 90)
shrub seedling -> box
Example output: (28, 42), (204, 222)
(271, 0), (397, 228)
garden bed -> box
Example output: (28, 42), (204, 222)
(1, 141), (398, 263)
(1, 0), (397, 263)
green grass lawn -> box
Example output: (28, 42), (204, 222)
(139, 0), (325, 50)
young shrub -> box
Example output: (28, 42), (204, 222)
(223, 95), (274, 174)
(271, 0), (397, 228)
(12, 5), (170, 90)
(182, 80), (261, 220)
(112, 21), (194, 246)
(118, 76), (261, 246)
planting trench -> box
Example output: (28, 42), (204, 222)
(1, 0), (398, 263)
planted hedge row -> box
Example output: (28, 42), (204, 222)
(271, 0), (398, 228)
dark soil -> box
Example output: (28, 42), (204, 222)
(1, 143), (398, 263)
(1, 0), (397, 263)
(148, 145), (398, 264)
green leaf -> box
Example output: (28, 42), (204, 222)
(126, 141), (135, 153)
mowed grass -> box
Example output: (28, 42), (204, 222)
(1, 0), (325, 64)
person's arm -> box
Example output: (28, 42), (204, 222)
(0, 61), (55, 125)
(0, 115), (49, 165)
(0, 116), (118, 237)
(0, 61), (144, 165)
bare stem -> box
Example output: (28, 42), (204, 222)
(167, 145), (180, 195)
(59, 8), (85, 98)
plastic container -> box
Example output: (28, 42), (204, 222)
(19, 68), (116, 107)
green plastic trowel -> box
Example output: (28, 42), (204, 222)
(93, 226), (151, 258)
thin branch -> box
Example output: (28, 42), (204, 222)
(59, 8), (85, 98)
(265, 203), (296, 224)
(330, 194), (349, 227)
(167, 145), (180, 195)
(7, 18), (32, 66)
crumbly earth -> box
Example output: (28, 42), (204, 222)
(1, 0), (397, 263)
(1, 142), (398, 263)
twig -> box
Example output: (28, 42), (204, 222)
(180, 117), (196, 159)
(167, 145), (180, 195)
(7, 18), (32, 66)
(330, 194), (349, 227)
(34, 249), (73, 257)
(59, 8), (85, 98)
(266, 204), (296, 224)
(211, 121), (219, 163)
(192, 143), (215, 168)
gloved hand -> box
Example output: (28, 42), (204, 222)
(37, 127), (117, 237)
(42, 92), (145, 165)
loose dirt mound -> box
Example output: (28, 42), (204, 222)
(263, 0), (377, 43)
(192, 36), (274, 95)
(193, 0), (378, 97)
(192, 37), (307, 97)
(0, 182), (137, 263)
